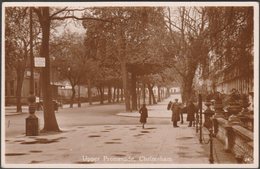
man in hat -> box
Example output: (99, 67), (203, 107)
(171, 98), (181, 127)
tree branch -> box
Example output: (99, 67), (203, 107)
(50, 7), (68, 18)
(52, 15), (114, 23)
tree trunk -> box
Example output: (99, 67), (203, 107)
(39, 7), (60, 132)
(167, 88), (170, 98)
(131, 72), (137, 110)
(157, 86), (161, 102)
(70, 85), (76, 108)
(98, 86), (104, 104)
(162, 88), (165, 99)
(117, 24), (130, 111)
(113, 87), (116, 103)
(148, 84), (152, 105)
(87, 79), (92, 105)
(120, 88), (124, 101)
(116, 87), (120, 103)
(120, 61), (130, 110)
(151, 87), (157, 104)
(77, 85), (81, 107)
(15, 61), (24, 113)
(137, 84), (141, 109)
(182, 66), (197, 103)
(182, 77), (194, 104)
(108, 86), (111, 103)
(147, 84), (156, 105)
(142, 82), (146, 104)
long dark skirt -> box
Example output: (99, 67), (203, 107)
(140, 116), (147, 123)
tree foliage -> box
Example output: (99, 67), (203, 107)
(206, 7), (253, 79)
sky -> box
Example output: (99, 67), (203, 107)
(51, 8), (87, 37)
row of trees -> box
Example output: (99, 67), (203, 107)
(5, 6), (254, 132)
(51, 7), (176, 111)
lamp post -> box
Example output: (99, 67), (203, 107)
(198, 79), (204, 143)
(67, 67), (73, 108)
(26, 7), (39, 136)
(29, 8), (34, 95)
(209, 128), (214, 164)
(199, 93), (202, 144)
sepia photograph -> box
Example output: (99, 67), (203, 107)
(1, 1), (259, 168)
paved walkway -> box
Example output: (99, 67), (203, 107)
(4, 124), (237, 166)
(4, 94), (238, 167)
(117, 94), (208, 118)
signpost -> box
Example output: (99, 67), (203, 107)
(34, 57), (46, 67)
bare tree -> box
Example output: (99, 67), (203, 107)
(165, 7), (209, 103)
(32, 7), (112, 132)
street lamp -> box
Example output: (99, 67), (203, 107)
(199, 93), (202, 144)
(26, 7), (39, 136)
(67, 67), (73, 108)
(197, 79), (204, 143)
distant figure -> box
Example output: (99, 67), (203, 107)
(180, 104), (184, 124)
(171, 99), (181, 127)
(139, 104), (148, 129)
(186, 100), (197, 127)
(167, 101), (172, 110)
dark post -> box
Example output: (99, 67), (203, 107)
(199, 94), (202, 143)
(26, 8), (39, 136)
(26, 95), (39, 136)
(209, 128), (214, 164)
(196, 108), (199, 133)
(29, 7), (34, 94)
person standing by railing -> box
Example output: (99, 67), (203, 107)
(186, 100), (198, 127)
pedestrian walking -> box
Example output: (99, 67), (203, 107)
(139, 104), (148, 129)
(167, 101), (172, 110)
(186, 100), (197, 127)
(171, 99), (181, 127)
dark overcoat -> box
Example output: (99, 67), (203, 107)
(171, 103), (181, 122)
(139, 107), (148, 123)
(186, 103), (197, 121)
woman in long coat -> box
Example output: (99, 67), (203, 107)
(186, 100), (198, 127)
(139, 104), (148, 129)
(171, 99), (181, 127)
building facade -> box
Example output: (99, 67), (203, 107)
(5, 69), (41, 105)
(207, 50), (253, 96)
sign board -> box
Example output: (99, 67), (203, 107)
(36, 97), (40, 103)
(34, 57), (45, 67)
(25, 71), (40, 78)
